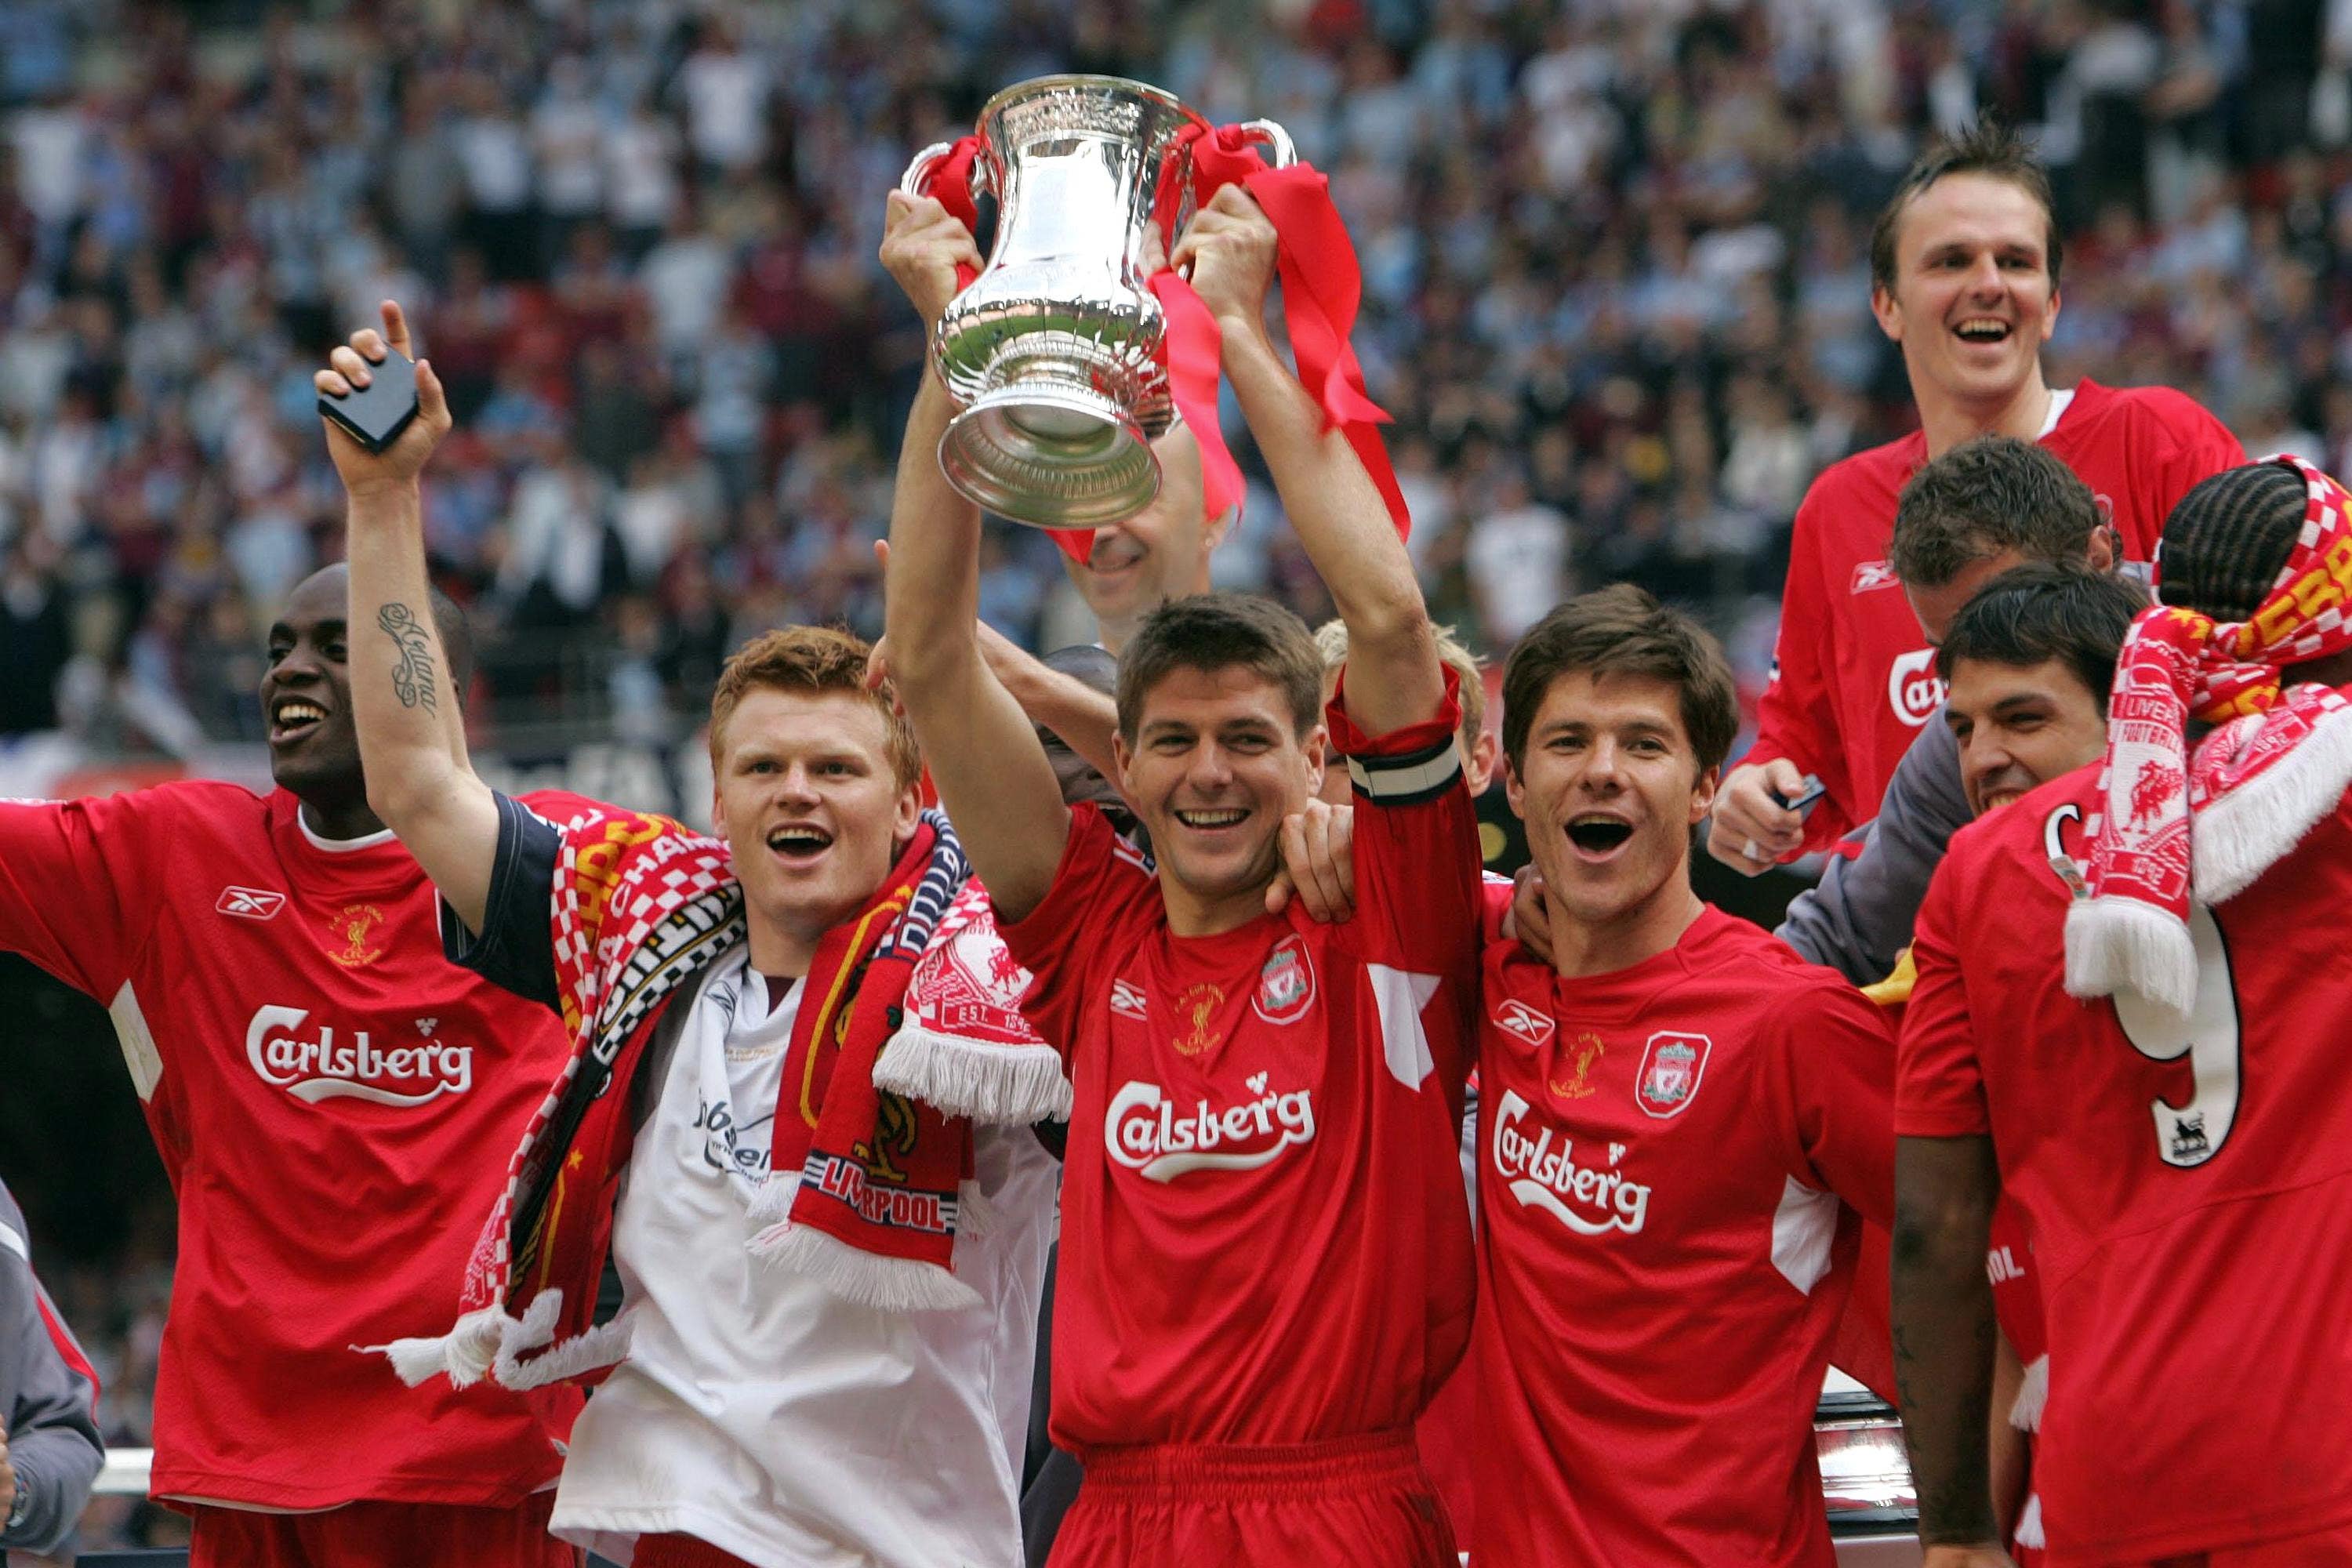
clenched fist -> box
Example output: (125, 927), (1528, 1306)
(1171, 185), (1279, 337)
(880, 191), (985, 332)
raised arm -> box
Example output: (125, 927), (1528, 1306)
(318, 302), (502, 931)
(877, 195), (1069, 924)
(1174, 187), (1439, 738)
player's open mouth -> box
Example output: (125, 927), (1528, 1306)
(767, 825), (834, 864)
(1088, 533), (1145, 575)
(1564, 813), (1635, 860)
(270, 699), (328, 744)
(1951, 318), (2013, 345)
(1174, 807), (1249, 832)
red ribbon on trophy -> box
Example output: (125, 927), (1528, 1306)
(909, 125), (1408, 564)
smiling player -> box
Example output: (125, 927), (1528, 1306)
(1710, 121), (2240, 873)
(882, 180), (1479, 1566)
(0, 561), (589, 1567)
(1475, 585), (1898, 1568)
(325, 302), (1060, 1568)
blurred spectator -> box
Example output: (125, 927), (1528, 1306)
(1465, 466), (1570, 647)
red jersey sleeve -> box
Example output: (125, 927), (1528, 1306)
(1758, 975), (1897, 1229)
(1749, 487), (1857, 852)
(2143, 396), (2246, 555)
(0, 792), (165, 1000)
(996, 804), (1163, 1065)
(1894, 854), (1991, 1138)
(1327, 669), (1483, 1090)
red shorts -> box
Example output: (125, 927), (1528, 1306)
(1051, 1430), (1456, 1568)
(2103, 1520), (2352, 1567)
(187, 1494), (576, 1568)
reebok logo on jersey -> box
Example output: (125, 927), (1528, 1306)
(245, 1004), (474, 1108)
(1111, 979), (1149, 1020)
(1104, 1076), (1316, 1182)
(216, 885), (286, 920)
(1851, 560), (1900, 593)
(1491, 1089), (1651, 1235)
(1491, 998), (1555, 1047)
(1887, 646), (1947, 728)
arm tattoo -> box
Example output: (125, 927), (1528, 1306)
(377, 603), (440, 716)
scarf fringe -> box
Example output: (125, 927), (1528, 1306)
(490, 1288), (634, 1390)
(2009, 1352), (2049, 1433)
(2015, 1494), (2046, 1550)
(2192, 703), (2352, 903)
(364, 1305), (507, 1388)
(2065, 894), (2196, 1017)
(746, 1171), (799, 1226)
(746, 1220), (983, 1313)
(873, 1026), (1073, 1125)
(956, 1177), (997, 1241)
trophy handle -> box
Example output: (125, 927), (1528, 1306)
(1232, 118), (1296, 169)
(900, 141), (954, 197)
(902, 140), (993, 202)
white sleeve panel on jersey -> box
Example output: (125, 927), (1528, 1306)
(107, 980), (163, 1103)
(1769, 1174), (1840, 1295)
(1367, 963), (1440, 1089)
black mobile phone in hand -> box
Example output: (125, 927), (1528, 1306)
(318, 348), (419, 456)
(1772, 774), (1828, 818)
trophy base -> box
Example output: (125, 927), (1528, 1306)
(938, 382), (1163, 530)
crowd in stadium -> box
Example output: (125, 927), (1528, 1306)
(2, 0), (2350, 1563)
(0, 0), (2347, 757)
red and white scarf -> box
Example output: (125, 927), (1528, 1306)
(377, 805), (1069, 1393)
(2066, 454), (2352, 1017)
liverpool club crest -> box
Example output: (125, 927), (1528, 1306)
(1634, 1031), (1711, 1119)
(1252, 934), (1316, 1025)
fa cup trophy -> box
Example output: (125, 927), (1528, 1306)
(903, 75), (1291, 529)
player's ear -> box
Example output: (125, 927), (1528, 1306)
(1869, 280), (1902, 343)
(1299, 723), (1328, 797)
(1466, 728), (1499, 797)
(1688, 764), (1720, 825)
(1503, 751), (1527, 820)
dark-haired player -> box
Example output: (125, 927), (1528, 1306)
(1896, 457), (2352, 1566)
(1474, 586), (1896, 1567)
(884, 183), (1478, 1565)
(0, 560), (586, 1567)
(1911, 561), (2150, 1563)
(1779, 435), (2129, 986)
(1711, 120), (2240, 874)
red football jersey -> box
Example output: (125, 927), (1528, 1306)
(1898, 769), (2352, 1560)
(1000, 703), (1480, 1453)
(1473, 907), (1896, 1568)
(1751, 380), (2240, 850)
(0, 784), (587, 1510)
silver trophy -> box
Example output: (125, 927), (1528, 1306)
(903, 75), (1292, 529)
